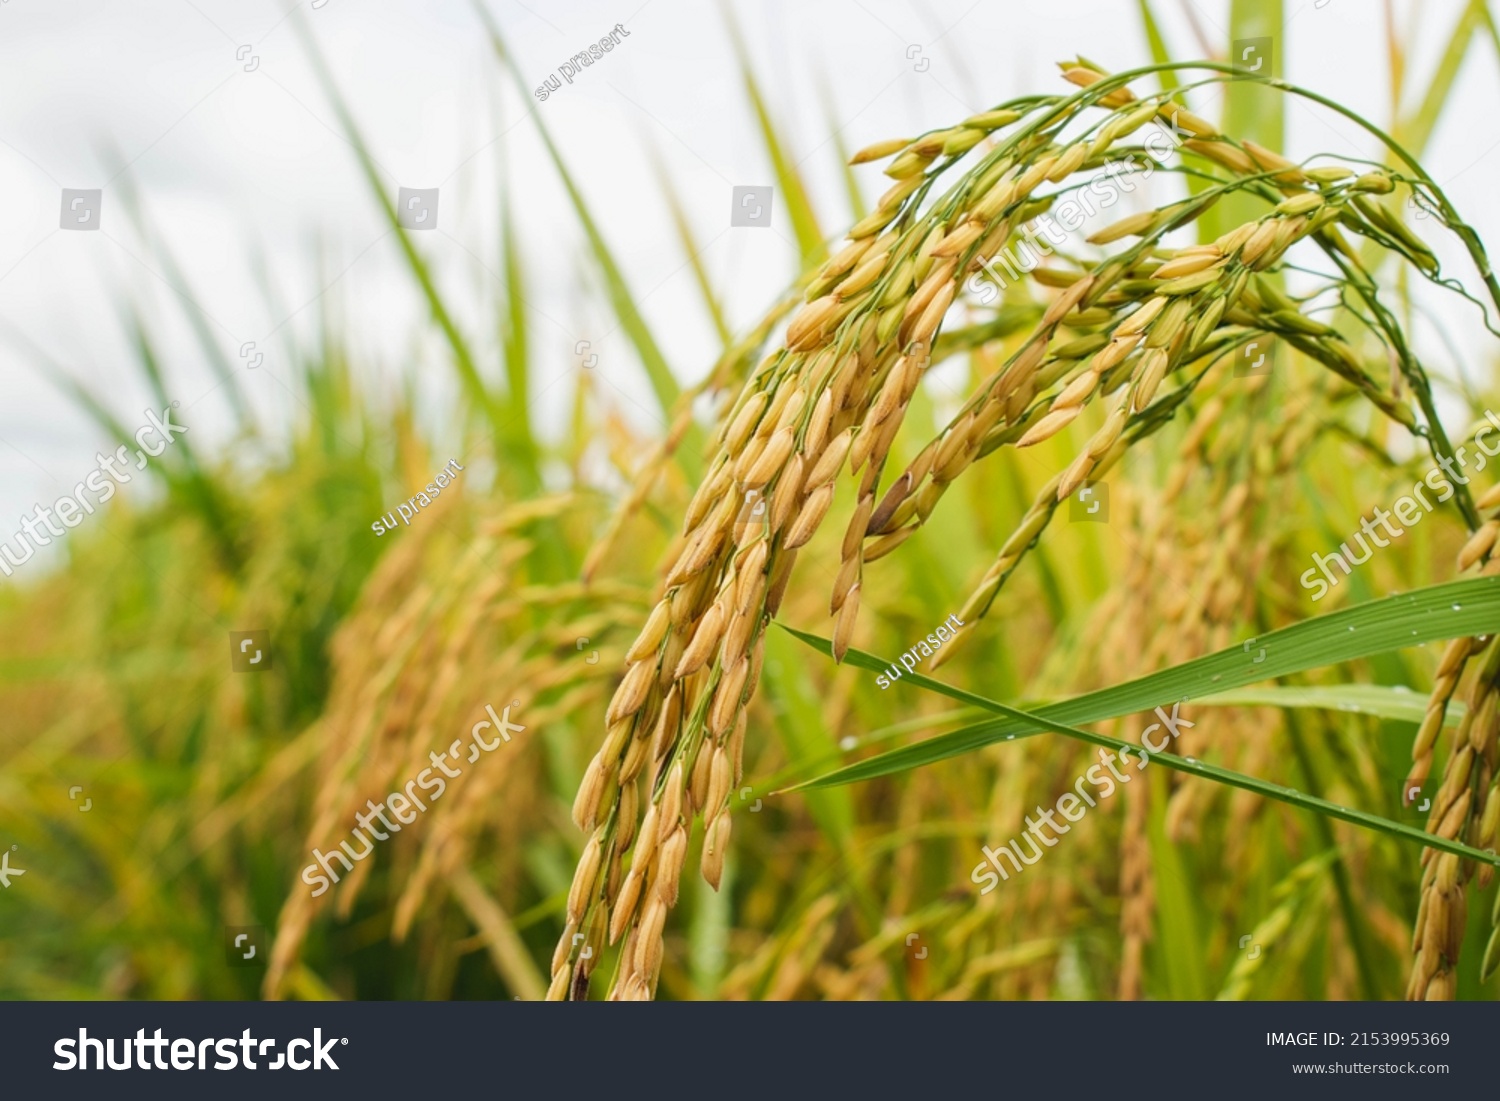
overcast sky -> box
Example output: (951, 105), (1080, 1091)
(1, 0), (1497, 574)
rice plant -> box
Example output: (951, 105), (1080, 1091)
(547, 53), (1500, 1000)
(4, 2), (1500, 1006)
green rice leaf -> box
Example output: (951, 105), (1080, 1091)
(475, 12), (682, 416)
(783, 578), (1500, 788)
(295, 22), (500, 451)
(498, 170), (542, 495)
(1396, 0), (1489, 161)
(650, 148), (732, 348)
(1133, 0), (1180, 97)
(1206, 0), (1283, 239)
(724, 11), (827, 268)
(777, 578), (1500, 866)
(1195, 683), (1464, 726)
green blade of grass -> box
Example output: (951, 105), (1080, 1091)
(759, 631), (887, 940)
(1394, 0), (1488, 160)
(819, 82), (867, 226)
(688, 851), (733, 998)
(965, 684), (1463, 727)
(117, 307), (242, 568)
(475, 8), (693, 457)
(1148, 769), (1208, 1000)
(762, 630), (857, 851)
(1484, 3), (1500, 67)
(498, 168), (543, 495)
(1205, 0), (1284, 240)
(779, 633), (1500, 868)
(748, 682), (1460, 793)
(295, 21), (504, 458)
(10, 323), (243, 570)
(856, 684), (1460, 732)
(649, 146), (732, 348)
(1355, 0), (1490, 275)
(1196, 683), (1464, 726)
(109, 169), (252, 430)
(1134, 0), (1180, 98)
(781, 576), (1500, 790)
(854, 673), (1500, 869)
(723, 9), (827, 268)
(518, 114), (682, 419)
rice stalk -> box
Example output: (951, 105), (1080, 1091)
(544, 57), (1500, 1000)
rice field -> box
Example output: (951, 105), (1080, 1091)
(4, 0), (1500, 1003)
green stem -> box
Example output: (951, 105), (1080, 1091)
(1281, 705), (1383, 999)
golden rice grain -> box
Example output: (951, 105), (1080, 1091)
(1458, 521), (1499, 571)
(723, 393), (769, 455)
(941, 127), (988, 156)
(656, 824), (689, 908)
(1018, 404), (1083, 447)
(931, 220), (986, 258)
(1131, 348), (1171, 411)
(620, 727), (651, 784)
(786, 483), (835, 549)
(1114, 296), (1166, 335)
(634, 895), (667, 977)
(832, 582), (862, 662)
(882, 148), (933, 180)
(701, 812), (731, 889)
(1151, 251), (1223, 281)
(625, 601), (672, 663)
(734, 542), (769, 609)
(674, 602), (726, 678)
(1053, 369), (1099, 410)
(1477, 482), (1500, 511)
(864, 525), (918, 561)
(1088, 209), (1162, 246)
(820, 237), (875, 279)
(571, 752), (610, 831)
(653, 740), (683, 801)
(566, 833), (603, 926)
(786, 296), (841, 350)
(709, 659), (749, 735)
(610, 870), (643, 944)
(850, 136), (911, 164)
(745, 426), (796, 488)
(720, 603), (755, 669)
(705, 745), (732, 823)
(1243, 140), (1305, 185)
(1158, 105), (1217, 138)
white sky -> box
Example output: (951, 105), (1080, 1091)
(1, 0), (1497, 573)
